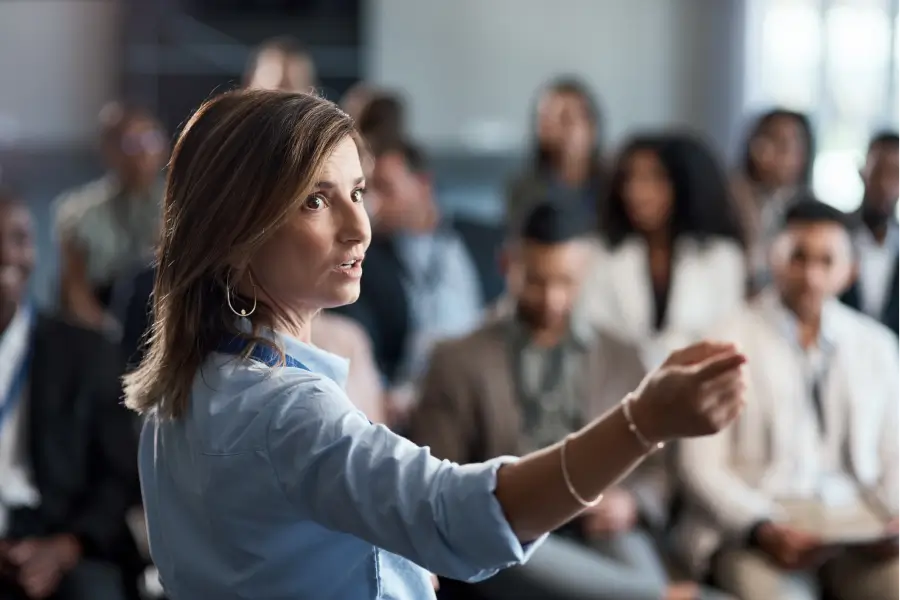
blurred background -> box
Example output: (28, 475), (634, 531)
(0, 0), (897, 306)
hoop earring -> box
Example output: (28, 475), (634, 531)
(226, 270), (257, 317)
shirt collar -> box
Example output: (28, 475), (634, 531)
(759, 288), (838, 354)
(236, 317), (350, 389)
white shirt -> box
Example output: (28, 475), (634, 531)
(855, 224), (898, 318)
(0, 307), (40, 536)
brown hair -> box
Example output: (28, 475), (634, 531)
(123, 89), (356, 419)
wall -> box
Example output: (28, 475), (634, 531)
(0, 0), (121, 149)
(366, 0), (745, 155)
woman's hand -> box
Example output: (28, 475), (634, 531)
(630, 341), (747, 444)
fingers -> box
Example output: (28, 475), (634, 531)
(690, 350), (746, 382)
(664, 341), (736, 367)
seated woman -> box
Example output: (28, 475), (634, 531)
(581, 133), (746, 368)
(505, 77), (607, 232)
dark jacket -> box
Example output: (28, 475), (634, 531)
(6, 313), (136, 559)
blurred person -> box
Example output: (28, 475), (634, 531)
(243, 36), (316, 93)
(0, 189), (135, 600)
(732, 109), (815, 291)
(410, 201), (727, 600)
(840, 131), (899, 334)
(310, 312), (386, 424)
(506, 77), (607, 232)
(340, 82), (377, 123)
(332, 139), (483, 414)
(582, 133), (746, 368)
(676, 198), (898, 600)
(55, 103), (168, 337)
(124, 89), (748, 600)
(357, 92), (407, 149)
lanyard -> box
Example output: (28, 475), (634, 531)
(217, 335), (310, 371)
(0, 310), (34, 436)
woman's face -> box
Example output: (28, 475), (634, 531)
(249, 136), (371, 313)
(535, 91), (594, 157)
(621, 149), (673, 234)
(750, 116), (807, 188)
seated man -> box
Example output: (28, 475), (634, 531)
(676, 199), (898, 600)
(0, 189), (135, 600)
(409, 202), (713, 600)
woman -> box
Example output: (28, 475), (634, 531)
(732, 109), (814, 291)
(125, 90), (746, 599)
(506, 77), (606, 231)
(582, 134), (746, 368)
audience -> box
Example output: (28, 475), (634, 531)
(54, 104), (168, 339)
(506, 77), (607, 232)
(840, 130), (899, 335)
(8, 26), (896, 600)
(732, 109), (815, 291)
(410, 202), (725, 600)
(0, 190), (135, 600)
(581, 133), (746, 367)
(676, 199), (898, 600)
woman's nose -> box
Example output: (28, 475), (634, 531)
(338, 201), (371, 244)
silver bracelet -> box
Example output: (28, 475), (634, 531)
(622, 394), (665, 452)
(560, 434), (602, 508)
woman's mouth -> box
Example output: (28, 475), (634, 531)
(335, 259), (363, 278)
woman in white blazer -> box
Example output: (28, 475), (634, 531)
(582, 134), (747, 367)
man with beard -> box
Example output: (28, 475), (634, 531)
(840, 131), (899, 334)
(409, 202), (716, 600)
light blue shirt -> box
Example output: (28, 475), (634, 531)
(394, 229), (483, 381)
(139, 326), (542, 599)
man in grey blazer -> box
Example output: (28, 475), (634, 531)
(409, 201), (721, 600)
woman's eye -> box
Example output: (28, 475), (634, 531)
(351, 188), (366, 203)
(304, 194), (326, 210)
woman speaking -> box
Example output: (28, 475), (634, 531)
(125, 90), (746, 600)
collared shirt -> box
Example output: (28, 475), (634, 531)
(509, 306), (594, 453)
(140, 326), (541, 600)
(0, 307), (39, 536)
(394, 229), (483, 381)
(855, 222), (898, 319)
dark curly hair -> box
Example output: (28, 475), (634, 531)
(601, 132), (744, 248)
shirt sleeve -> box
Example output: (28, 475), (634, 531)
(265, 375), (545, 582)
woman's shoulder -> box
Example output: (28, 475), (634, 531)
(193, 357), (360, 455)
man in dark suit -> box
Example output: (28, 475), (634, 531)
(840, 131), (899, 335)
(0, 189), (135, 600)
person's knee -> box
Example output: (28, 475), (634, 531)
(55, 560), (127, 600)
